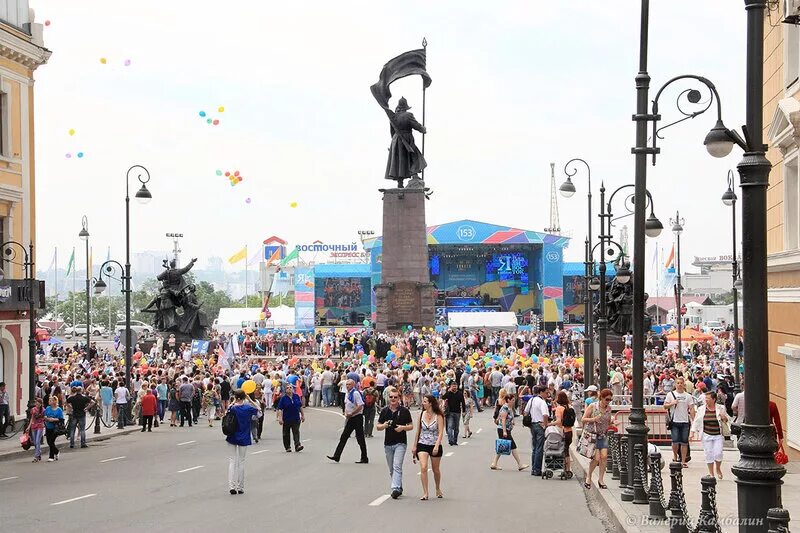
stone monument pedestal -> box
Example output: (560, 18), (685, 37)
(375, 186), (435, 330)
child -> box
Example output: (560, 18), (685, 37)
(462, 389), (475, 438)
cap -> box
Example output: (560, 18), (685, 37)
(585, 385), (598, 392)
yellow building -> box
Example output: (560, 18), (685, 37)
(0, 3), (49, 422)
(765, 1), (800, 459)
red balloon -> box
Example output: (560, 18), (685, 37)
(213, 119), (219, 125)
(234, 170), (240, 176)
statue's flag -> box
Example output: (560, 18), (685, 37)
(370, 48), (431, 111)
(64, 248), (75, 277)
(228, 247), (247, 264)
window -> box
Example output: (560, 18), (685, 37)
(0, 90), (9, 157)
(787, 158), (800, 250)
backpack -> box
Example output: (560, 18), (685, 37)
(538, 374), (548, 388)
(364, 392), (376, 407)
(562, 407), (576, 428)
(222, 408), (238, 437)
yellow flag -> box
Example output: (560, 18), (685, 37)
(228, 247), (247, 264)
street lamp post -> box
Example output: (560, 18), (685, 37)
(93, 259), (126, 431)
(78, 217), (90, 353)
(560, 158), (595, 391)
(0, 241), (36, 409)
(671, 212), (685, 357)
(628, 0), (784, 521)
(722, 171), (741, 393)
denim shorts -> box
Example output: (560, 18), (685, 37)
(670, 422), (690, 444)
(595, 436), (608, 450)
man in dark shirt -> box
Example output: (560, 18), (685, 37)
(220, 377), (232, 411)
(66, 386), (93, 449)
(442, 381), (465, 446)
(377, 388), (413, 499)
(178, 377), (194, 427)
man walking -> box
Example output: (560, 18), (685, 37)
(66, 386), (92, 449)
(525, 386), (550, 476)
(377, 387), (413, 499)
(442, 381), (465, 446)
(178, 376), (194, 427)
(327, 379), (368, 464)
(115, 380), (130, 429)
(0, 382), (9, 436)
(321, 367), (334, 407)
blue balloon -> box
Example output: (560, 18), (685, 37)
(287, 375), (299, 385)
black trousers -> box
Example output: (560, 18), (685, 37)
(141, 415), (153, 431)
(282, 421), (301, 450)
(45, 428), (58, 459)
(179, 401), (193, 426)
(332, 414), (367, 461)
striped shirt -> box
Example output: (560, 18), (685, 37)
(703, 409), (720, 436)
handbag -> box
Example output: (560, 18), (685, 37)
(20, 432), (31, 450)
(495, 438), (512, 456)
(720, 413), (731, 437)
(53, 419), (66, 436)
(665, 392), (674, 430)
(775, 443), (789, 465)
(577, 424), (597, 459)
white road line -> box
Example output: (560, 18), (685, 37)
(51, 494), (96, 506)
(445, 452), (454, 457)
(252, 449), (269, 455)
(461, 441), (470, 446)
(177, 465), (204, 473)
(368, 494), (390, 506)
(100, 456), (126, 463)
(301, 439), (311, 442)
(176, 440), (196, 446)
(476, 428), (483, 434)
(0, 476), (19, 481)
(306, 407), (346, 419)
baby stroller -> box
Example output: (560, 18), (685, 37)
(542, 426), (572, 480)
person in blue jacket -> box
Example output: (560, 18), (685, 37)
(226, 389), (258, 494)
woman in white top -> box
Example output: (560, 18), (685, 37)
(690, 390), (729, 479)
(412, 394), (445, 500)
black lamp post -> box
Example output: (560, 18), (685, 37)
(670, 212), (684, 357)
(123, 165), (152, 394)
(630, 0), (784, 522)
(0, 241), (36, 409)
(560, 158), (594, 391)
(93, 259), (125, 431)
(595, 183), (661, 391)
(78, 217), (90, 353)
(722, 170), (742, 393)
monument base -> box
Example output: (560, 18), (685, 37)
(606, 334), (625, 357)
(375, 281), (436, 331)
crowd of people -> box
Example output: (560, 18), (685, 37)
(11, 324), (778, 498)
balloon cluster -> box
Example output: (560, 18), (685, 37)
(99, 57), (131, 66)
(65, 128), (84, 159)
(198, 106), (224, 126)
(215, 169), (243, 186)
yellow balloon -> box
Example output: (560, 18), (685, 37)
(68, 129), (75, 136)
(290, 202), (298, 208)
(100, 57), (107, 64)
(242, 380), (256, 394)
(218, 106), (225, 113)
(119, 359), (125, 365)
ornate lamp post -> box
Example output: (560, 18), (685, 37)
(0, 241), (36, 408)
(670, 212), (685, 357)
(78, 217), (90, 352)
(93, 259), (126, 430)
(721, 171), (742, 393)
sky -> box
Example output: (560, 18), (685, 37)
(30, 0), (750, 293)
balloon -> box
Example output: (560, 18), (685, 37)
(402, 363), (411, 370)
(532, 356), (539, 363)
(206, 118), (212, 124)
(199, 111), (206, 117)
(242, 380), (256, 394)
(215, 169), (222, 176)
(325, 359), (334, 369)
(124, 59), (131, 66)
(194, 358), (203, 366)
(77, 152), (84, 158)
(218, 106), (225, 113)
(465, 364), (472, 373)
(363, 319), (370, 327)
(408, 325), (413, 331)
(44, 20), (50, 26)
(224, 171), (230, 176)
(68, 129), (75, 136)
(368, 355), (375, 363)
(421, 327), (426, 332)
(65, 153), (71, 159)
(369, 349), (375, 356)
(213, 119), (219, 125)
(290, 202), (298, 208)
(391, 360), (399, 368)
(100, 57), (107, 64)
(245, 198), (252, 204)
(287, 375), (299, 385)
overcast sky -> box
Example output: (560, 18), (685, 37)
(31, 0), (748, 292)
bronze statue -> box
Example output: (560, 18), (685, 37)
(141, 258), (208, 339)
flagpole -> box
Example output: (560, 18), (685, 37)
(245, 245), (249, 307)
(72, 246), (76, 331)
(54, 247), (58, 325)
(421, 37), (427, 182)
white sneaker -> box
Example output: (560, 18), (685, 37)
(47, 458), (54, 462)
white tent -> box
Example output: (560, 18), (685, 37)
(447, 312), (518, 331)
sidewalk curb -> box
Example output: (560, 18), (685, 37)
(0, 427), (140, 462)
(569, 445), (632, 533)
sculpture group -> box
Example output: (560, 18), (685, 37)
(141, 258), (208, 339)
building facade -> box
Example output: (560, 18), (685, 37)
(764, 1), (800, 457)
(0, 2), (49, 419)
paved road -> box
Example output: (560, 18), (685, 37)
(0, 407), (610, 533)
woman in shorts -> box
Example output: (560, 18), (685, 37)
(412, 394), (445, 500)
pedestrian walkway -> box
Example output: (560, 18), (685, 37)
(0, 418), (139, 461)
(571, 442), (799, 533)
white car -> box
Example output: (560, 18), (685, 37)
(702, 321), (725, 334)
(115, 320), (152, 338)
(65, 324), (106, 336)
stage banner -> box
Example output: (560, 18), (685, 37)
(541, 243), (564, 324)
(294, 267), (315, 329)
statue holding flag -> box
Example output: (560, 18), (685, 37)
(371, 44), (432, 188)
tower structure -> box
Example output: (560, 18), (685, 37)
(544, 162), (561, 234)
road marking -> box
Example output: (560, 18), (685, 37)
(368, 494), (390, 506)
(51, 494), (96, 506)
(461, 441), (469, 446)
(476, 428), (483, 434)
(100, 456), (126, 463)
(0, 476), (19, 481)
(301, 439), (311, 442)
(252, 449), (269, 455)
(176, 440), (196, 446)
(445, 452), (454, 457)
(306, 407), (346, 419)
(177, 465), (204, 473)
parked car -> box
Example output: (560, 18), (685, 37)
(115, 320), (152, 339)
(64, 324), (106, 336)
(702, 321), (725, 334)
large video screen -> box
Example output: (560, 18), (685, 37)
(314, 277), (371, 326)
(485, 253), (529, 294)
